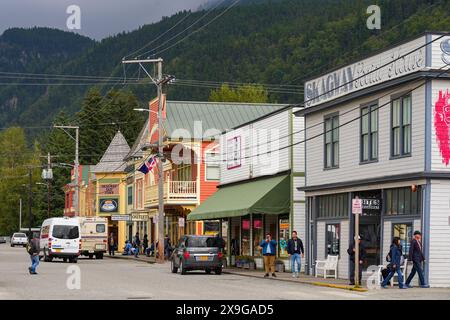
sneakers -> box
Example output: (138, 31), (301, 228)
(292, 273), (296, 278)
(296, 273), (300, 278)
(420, 284), (430, 288)
(272, 273), (277, 277)
(264, 273), (269, 278)
(405, 284), (413, 288)
(399, 286), (408, 289)
(28, 267), (32, 274)
(381, 284), (388, 289)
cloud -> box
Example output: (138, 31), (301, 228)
(0, 0), (209, 40)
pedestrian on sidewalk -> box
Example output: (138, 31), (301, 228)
(123, 240), (132, 255)
(133, 241), (139, 258)
(164, 235), (172, 260)
(405, 231), (430, 288)
(134, 232), (141, 254)
(142, 234), (148, 256)
(347, 235), (366, 286)
(260, 233), (277, 278)
(287, 231), (304, 278)
(382, 237), (408, 289)
(26, 236), (40, 275)
(108, 232), (116, 256)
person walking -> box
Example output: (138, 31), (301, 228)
(405, 231), (430, 288)
(382, 237), (408, 289)
(164, 234), (172, 259)
(108, 232), (116, 256)
(260, 233), (277, 278)
(287, 231), (304, 278)
(347, 235), (366, 286)
(27, 236), (40, 275)
(142, 234), (148, 256)
(134, 232), (141, 254)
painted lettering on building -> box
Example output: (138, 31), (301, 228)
(434, 90), (450, 166)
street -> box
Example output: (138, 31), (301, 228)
(1, 244), (449, 300)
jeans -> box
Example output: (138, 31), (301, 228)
(291, 253), (301, 273)
(349, 261), (363, 285)
(30, 255), (39, 273)
(406, 261), (426, 286)
(382, 267), (405, 288)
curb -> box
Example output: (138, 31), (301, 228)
(105, 255), (156, 264)
(223, 270), (368, 292)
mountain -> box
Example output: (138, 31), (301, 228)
(0, 0), (449, 131)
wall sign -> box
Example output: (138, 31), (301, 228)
(100, 184), (119, 195)
(434, 89), (450, 166)
(99, 198), (119, 213)
(111, 215), (130, 221)
(362, 199), (381, 210)
(227, 136), (241, 170)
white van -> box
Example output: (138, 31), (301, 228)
(78, 217), (108, 259)
(40, 217), (81, 263)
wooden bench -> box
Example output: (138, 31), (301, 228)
(315, 255), (338, 279)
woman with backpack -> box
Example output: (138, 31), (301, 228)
(381, 237), (408, 289)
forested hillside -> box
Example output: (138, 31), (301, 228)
(0, 0), (449, 130)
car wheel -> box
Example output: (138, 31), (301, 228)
(63, 258), (68, 263)
(214, 267), (222, 275)
(44, 248), (52, 262)
(180, 260), (187, 275)
(205, 268), (211, 274)
(96, 253), (104, 259)
(88, 254), (94, 259)
(171, 260), (178, 273)
(10, 244), (14, 247)
(69, 257), (78, 263)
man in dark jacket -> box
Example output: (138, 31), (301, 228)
(347, 236), (366, 286)
(287, 231), (304, 278)
(27, 236), (40, 275)
(405, 231), (429, 288)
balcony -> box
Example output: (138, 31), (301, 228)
(145, 180), (198, 207)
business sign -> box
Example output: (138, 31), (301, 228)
(352, 199), (363, 215)
(227, 136), (241, 170)
(111, 215), (130, 221)
(178, 217), (185, 228)
(434, 89), (450, 166)
(99, 198), (119, 213)
(99, 184), (119, 195)
(304, 36), (427, 107)
(362, 199), (381, 210)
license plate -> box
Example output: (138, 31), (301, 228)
(196, 256), (209, 261)
(88, 250), (95, 253)
(95, 244), (104, 250)
(54, 249), (62, 252)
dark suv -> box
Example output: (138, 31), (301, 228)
(170, 235), (224, 275)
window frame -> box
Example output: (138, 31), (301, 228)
(325, 223), (341, 257)
(360, 101), (379, 164)
(324, 112), (339, 169)
(205, 150), (220, 181)
(390, 92), (412, 159)
(391, 222), (413, 256)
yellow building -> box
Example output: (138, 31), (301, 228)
(91, 131), (130, 251)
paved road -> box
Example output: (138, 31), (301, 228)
(1, 244), (449, 300)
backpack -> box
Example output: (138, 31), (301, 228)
(26, 242), (33, 255)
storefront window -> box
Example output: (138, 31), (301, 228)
(279, 217), (289, 257)
(253, 216), (263, 256)
(326, 224), (340, 256)
(385, 187), (421, 215)
(393, 223), (413, 255)
(241, 218), (250, 256)
(317, 193), (348, 218)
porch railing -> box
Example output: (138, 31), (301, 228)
(145, 180), (198, 206)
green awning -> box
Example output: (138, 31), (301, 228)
(187, 174), (290, 221)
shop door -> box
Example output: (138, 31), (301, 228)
(359, 216), (381, 269)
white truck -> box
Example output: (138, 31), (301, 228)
(78, 217), (108, 259)
(40, 217), (81, 263)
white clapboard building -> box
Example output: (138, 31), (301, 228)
(297, 32), (450, 287)
(188, 106), (305, 270)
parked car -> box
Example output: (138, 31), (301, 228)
(78, 217), (108, 259)
(0, 236), (9, 244)
(39, 217), (81, 263)
(11, 232), (28, 247)
(170, 235), (224, 275)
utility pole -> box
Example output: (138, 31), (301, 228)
(28, 167), (32, 238)
(19, 198), (22, 230)
(54, 126), (79, 216)
(122, 57), (174, 263)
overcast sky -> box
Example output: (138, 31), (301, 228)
(0, 0), (210, 40)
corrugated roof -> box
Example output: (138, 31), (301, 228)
(93, 131), (130, 173)
(165, 101), (286, 139)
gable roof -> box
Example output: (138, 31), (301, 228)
(124, 119), (149, 161)
(93, 131), (130, 173)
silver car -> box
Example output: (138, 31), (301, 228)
(11, 232), (28, 247)
(170, 235), (224, 275)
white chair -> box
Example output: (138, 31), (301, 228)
(315, 255), (339, 279)
(391, 258), (408, 287)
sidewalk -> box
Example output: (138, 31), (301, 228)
(223, 267), (368, 292)
(105, 253), (156, 264)
(105, 254), (367, 292)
